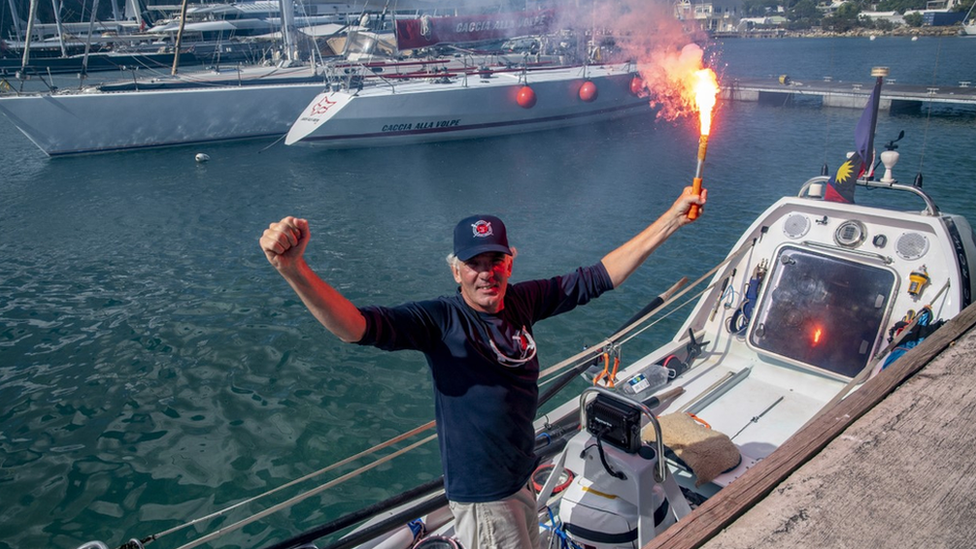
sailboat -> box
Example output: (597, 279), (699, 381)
(0, 7), (610, 156)
(0, 0), (193, 75)
(0, 0), (356, 75)
(0, 0), (390, 155)
(284, 10), (650, 149)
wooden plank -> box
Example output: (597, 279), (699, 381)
(701, 329), (976, 547)
(644, 301), (976, 549)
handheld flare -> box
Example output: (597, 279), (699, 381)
(689, 134), (708, 219)
(688, 69), (719, 220)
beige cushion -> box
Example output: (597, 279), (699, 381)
(642, 412), (741, 486)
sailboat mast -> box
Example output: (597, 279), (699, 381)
(171, 0), (189, 75)
(81, 0), (101, 76)
(109, 0), (121, 24)
(126, 0), (145, 31)
(50, 0), (67, 57)
(278, 0), (297, 65)
(7, 0), (25, 43)
(21, 0), (39, 70)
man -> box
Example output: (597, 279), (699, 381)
(259, 186), (705, 548)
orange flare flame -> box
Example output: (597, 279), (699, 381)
(693, 68), (719, 136)
(638, 44), (720, 133)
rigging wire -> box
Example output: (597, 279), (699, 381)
(917, 37), (943, 175)
(538, 236), (755, 381)
(821, 38), (836, 168)
(170, 434), (439, 549)
(616, 286), (709, 348)
(133, 420), (437, 548)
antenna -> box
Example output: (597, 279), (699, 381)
(885, 130), (905, 151)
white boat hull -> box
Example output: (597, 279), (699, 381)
(0, 79), (327, 156)
(285, 63), (650, 149)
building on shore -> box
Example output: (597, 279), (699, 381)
(675, 0), (745, 33)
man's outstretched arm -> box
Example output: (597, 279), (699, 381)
(601, 186), (706, 288)
(260, 216), (366, 343)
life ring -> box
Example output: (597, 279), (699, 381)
(531, 463), (574, 494)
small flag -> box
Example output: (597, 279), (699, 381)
(824, 77), (882, 203)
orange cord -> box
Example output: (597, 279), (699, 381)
(593, 350), (620, 388)
(687, 413), (711, 429)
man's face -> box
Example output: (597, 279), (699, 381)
(453, 251), (512, 314)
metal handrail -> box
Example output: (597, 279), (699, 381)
(797, 175), (940, 216)
(578, 386), (668, 483)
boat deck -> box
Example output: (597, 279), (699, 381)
(646, 300), (976, 548)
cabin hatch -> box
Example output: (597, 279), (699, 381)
(748, 245), (896, 378)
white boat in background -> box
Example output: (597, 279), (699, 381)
(0, 7), (611, 156)
(0, 64), (334, 155)
(0, 12), (441, 156)
(0, 0), (360, 74)
(0, 0), (334, 156)
(284, 9), (648, 149)
(284, 62), (649, 149)
(0, 52), (587, 156)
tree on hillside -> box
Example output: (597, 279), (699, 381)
(952, 0), (974, 12)
(742, 0), (781, 16)
(875, 0), (926, 14)
(822, 1), (862, 32)
(864, 17), (896, 30)
(790, 0), (820, 19)
(787, 0), (821, 28)
(903, 11), (924, 25)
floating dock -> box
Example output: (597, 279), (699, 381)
(722, 77), (976, 113)
(646, 301), (976, 548)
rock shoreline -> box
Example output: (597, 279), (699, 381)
(725, 26), (965, 38)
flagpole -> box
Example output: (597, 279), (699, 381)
(864, 66), (888, 179)
(824, 66), (887, 204)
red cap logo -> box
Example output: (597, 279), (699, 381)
(471, 220), (493, 238)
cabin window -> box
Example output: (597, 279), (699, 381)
(748, 245), (896, 378)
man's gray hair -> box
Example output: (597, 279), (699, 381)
(446, 248), (517, 270)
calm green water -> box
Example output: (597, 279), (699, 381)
(1, 36), (974, 549)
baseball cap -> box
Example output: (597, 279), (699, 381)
(453, 215), (511, 261)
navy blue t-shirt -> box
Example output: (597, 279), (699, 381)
(356, 263), (614, 502)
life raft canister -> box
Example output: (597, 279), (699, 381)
(557, 477), (675, 549)
(412, 535), (463, 548)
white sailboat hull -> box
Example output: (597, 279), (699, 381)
(0, 79), (327, 156)
(285, 63), (650, 149)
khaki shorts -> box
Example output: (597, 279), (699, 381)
(448, 484), (540, 549)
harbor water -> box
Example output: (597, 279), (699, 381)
(1, 36), (975, 549)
